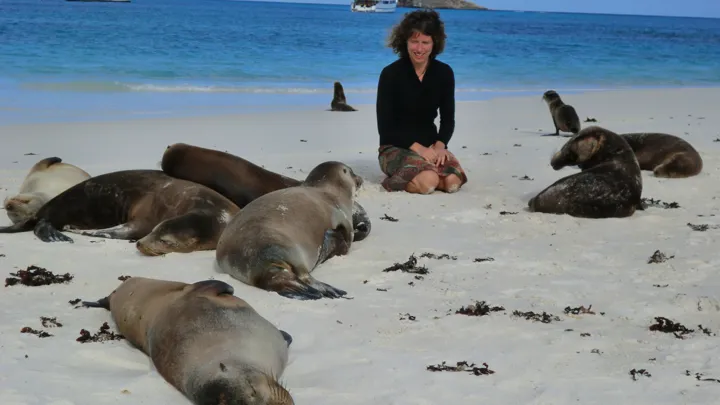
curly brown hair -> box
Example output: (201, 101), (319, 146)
(387, 9), (447, 60)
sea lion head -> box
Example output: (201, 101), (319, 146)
(136, 209), (234, 256)
(542, 90), (561, 104)
(550, 126), (635, 171)
(303, 161), (363, 195)
(3, 194), (43, 224)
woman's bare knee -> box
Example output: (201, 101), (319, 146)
(439, 174), (463, 193)
(406, 170), (440, 194)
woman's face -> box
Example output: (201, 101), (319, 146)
(407, 31), (433, 66)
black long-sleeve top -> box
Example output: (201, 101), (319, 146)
(376, 57), (456, 150)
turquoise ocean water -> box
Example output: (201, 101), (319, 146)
(2, 0), (720, 124)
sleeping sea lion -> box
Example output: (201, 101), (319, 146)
(81, 277), (294, 405)
(160, 142), (371, 241)
(4, 157), (90, 224)
(620, 132), (703, 178)
(0, 169), (240, 256)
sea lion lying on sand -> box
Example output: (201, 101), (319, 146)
(82, 277), (294, 405)
(0, 170), (239, 256)
(529, 126), (642, 218)
(620, 132), (703, 178)
(160, 142), (372, 241)
(216, 161), (361, 300)
(4, 157), (90, 224)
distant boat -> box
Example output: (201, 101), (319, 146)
(351, 0), (397, 13)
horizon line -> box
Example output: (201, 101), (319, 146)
(235, 0), (720, 20)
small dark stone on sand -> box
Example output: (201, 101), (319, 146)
(399, 313), (416, 321)
(653, 284), (669, 288)
(5, 265), (73, 287)
(24, 152), (37, 156)
(300, 139), (307, 142)
(376, 288), (387, 292)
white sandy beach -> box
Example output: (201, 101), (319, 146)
(1, 87), (720, 405)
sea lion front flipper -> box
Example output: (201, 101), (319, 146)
(317, 228), (350, 265)
(65, 222), (147, 240)
(191, 280), (235, 296)
(351, 201), (371, 242)
(34, 219), (74, 243)
(81, 296), (110, 310)
(280, 330), (293, 347)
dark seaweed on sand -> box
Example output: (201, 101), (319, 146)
(648, 250), (674, 264)
(512, 310), (561, 323)
(41, 316), (63, 328)
(687, 370), (720, 383)
(380, 214), (398, 222)
(687, 223), (720, 231)
(456, 301), (505, 316)
(648, 317), (694, 339)
(563, 305), (596, 315)
(427, 361), (495, 376)
(629, 368), (651, 381)
(20, 326), (52, 338)
(499, 211), (518, 215)
(76, 322), (125, 343)
(382, 254), (429, 275)
(640, 198), (680, 209)
(473, 257), (495, 262)
(5, 265), (73, 287)
(420, 252), (457, 260)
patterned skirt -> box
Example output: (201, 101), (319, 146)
(377, 145), (468, 192)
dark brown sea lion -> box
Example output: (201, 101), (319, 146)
(528, 126), (643, 218)
(330, 81), (357, 112)
(620, 132), (703, 178)
(0, 169), (240, 256)
(160, 142), (371, 241)
(81, 277), (294, 405)
(542, 90), (581, 136)
(216, 161), (361, 300)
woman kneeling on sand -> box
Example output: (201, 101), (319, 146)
(376, 9), (467, 194)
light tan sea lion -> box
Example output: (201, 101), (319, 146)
(330, 81), (357, 112)
(542, 90), (581, 136)
(160, 142), (372, 241)
(620, 132), (703, 178)
(81, 277), (294, 405)
(0, 169), (239, 256)
(216, 161), (361, 300)
(529, 126), (643, 218)
(4, 157), (90, 224)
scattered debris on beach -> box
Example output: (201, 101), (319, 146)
(427, 361), (495, 376)
(629, 368), (651, 381)
(419, 252), (457, 260)
(648, 317), (694, 339)
(382, 254), (429, 275)
(640, 197), (680, 209)
(380, 214), (398, 222)
(76, 322), (125, 343)
(563, 305), (596, 315)
(648, 250), (674, 264)
(512, 310), (562, 323)
(5, 265), (73, 287)
(473, 257), (495, 263)
(456, 301), (505, 317)
(41, 316), (63, 328)
(20, 326), (52, 338)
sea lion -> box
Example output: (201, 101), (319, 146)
(4, 157), (91, 224)
(216, 161), (361, 300)
(542, 90), (581, 136)
(528, 126), (642, 218)
(620, 132), (703, 178)
(81, 277), (294, 405)
(160, 142), (372, 241)
(0, 169), (240, 256)
(330, 81), (357, 112)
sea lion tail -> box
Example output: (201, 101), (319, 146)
(0, 217), (36, 234)
(33, 218), (74, 243)
(81, 297), (110, 310)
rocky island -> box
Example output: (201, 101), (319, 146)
(397, 0), (487, 10)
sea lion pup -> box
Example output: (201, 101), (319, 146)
(81, 277), (294, 405)
(161, 142), (372, 242)
(528, 126), (642, 218)
(620, 132), (703, 178)
(542, 90), (581, 136)
(0, 169), (240, 256)
(4, 157), (90, 224)
(216, 161), (361, 300)
(329, 81), (357, 112)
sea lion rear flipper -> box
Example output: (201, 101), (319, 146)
(33, 219), (74, 243)
(280, 330), (293, 347)
(191, 280), (235, 296)
(0, 218), (36, 234)
(81, 297), (110, 310)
